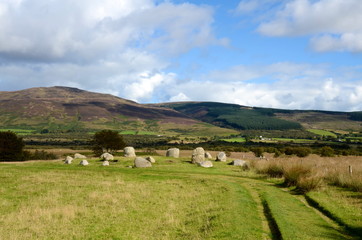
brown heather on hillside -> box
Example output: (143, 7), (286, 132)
(0, 86), (238, 136)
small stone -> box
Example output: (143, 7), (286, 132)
(79, 160), (89, 166)
(101, 153), (114, 161)
(134, 157), (152, 168)
(198, 161), (213, 168)
(146, 156), (156, 163)
(216, 152), (227, 162)
(74, 153), (86, 159)
(64, 156), (73, 164)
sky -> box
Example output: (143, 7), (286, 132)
(0, 0), (362, 111)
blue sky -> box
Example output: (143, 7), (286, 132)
(0, 0), (361, 111)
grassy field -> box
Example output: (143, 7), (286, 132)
(0, 128), (36, 135)
(1, 153), (361, 239)
(220, 137), (246, 143)
(307, 129), (338, 138)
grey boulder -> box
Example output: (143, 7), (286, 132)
(134, 157), (152, 168)
(198, 161), (213, 168)
(124, 147), (136, 157)
(166, 148), (180, 158)
(216, 152), (227, 162)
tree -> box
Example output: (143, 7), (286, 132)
(0, 131), (25, 161)
(91, 130), (125, 156)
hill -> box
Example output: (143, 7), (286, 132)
(155, 101), (362, 132)
(0, 87), (236, 136)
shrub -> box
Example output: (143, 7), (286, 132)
(283, 164), (311, 187)
(296, 175), (323, 193)
(319, 146), (335, 157)
(251, 147), (264, 157)
(23, 150), (57, 160)
(0, 131), (24, 161)
(254, 160), (284, 178)
(91, 130), (126, 156)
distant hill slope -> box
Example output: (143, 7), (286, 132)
(0, 87), (237, 136)
(155, 102), (362, 132)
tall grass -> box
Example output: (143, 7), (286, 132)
(250, 155), (362, 193)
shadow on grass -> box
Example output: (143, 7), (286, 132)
(305, 195), (362, 239)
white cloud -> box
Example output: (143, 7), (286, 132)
(0, 0), (223, 103)
(257, 0), (362, 52)
(163, 63), (362, 111)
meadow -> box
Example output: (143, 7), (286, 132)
(1, 152), (361, 239)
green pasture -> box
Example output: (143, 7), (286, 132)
(270, 138), (315, 143)
(0, 156), (360, 239)
(307, 129), (337, 138)
(221, 137), (246, 143)
(0, 128), (36, 135)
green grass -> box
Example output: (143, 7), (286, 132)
(306, 187), (362, 236)
(0, 156), (360, 239)
(307, 129), (337, 138)
(271, 138), (315, 143)
(0, 128), (36, 135)
(0, 158), (264, 239)
(220, 137), (246, 143)
(261, 186), (348, 239)
(119, 130), (160, 135)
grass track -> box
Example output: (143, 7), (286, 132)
(0, 157), (360, 239)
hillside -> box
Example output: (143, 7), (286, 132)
(0, 87), (236, 136)
(156, 102), (362, 132)
(1, 87), (361, 137)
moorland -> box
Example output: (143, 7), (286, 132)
(1, 86), (362, 239)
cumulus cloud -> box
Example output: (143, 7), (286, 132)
(256, 0), (362, 52)
(0, 0), (223, 102)
(163, 62), (362, 111)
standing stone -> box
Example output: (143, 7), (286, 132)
(134, 157), (152, 168)
(205, 152), (213, 159)
(231, 159), (247, 166)
(166, 148), (180, 158)
(216, 152), (227, 162)
(198, 161), (213, 168)
(102, 160), (110, 166)
(192, 147), (205, 164)
(124, 147), (136, 157)
(230, 159), (249, 169)
(74, 153), (86, 159)
(101, 152), (114, 161)
(79, 160), (89, 166)
(64, 156), (73, 164)
(146, 156), (156, 163)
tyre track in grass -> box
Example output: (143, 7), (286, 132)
(303, 194), (361, 239)
(230, 176), (354, 240)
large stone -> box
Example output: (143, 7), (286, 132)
(101, 152), (114, 161)
(134, 157), (152, 168)
(166, 148), (180, 158)
(124, 147), (136, 157)
(216, 152), (227, 162)
(230, 159), (249, 169)
(74, 153), (86, 159)
(64, 156), (73, 164)
(102, 160), (110, 166)
(205, 152), (213, 159)
(146, 156), (156, 163)
(79, 160), (89, 166)
(198, 161), (213, 168)
(231, 159), (247, 166)
(192, 147), (205, 164)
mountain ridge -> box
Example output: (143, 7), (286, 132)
(1, 86), (361, 134)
